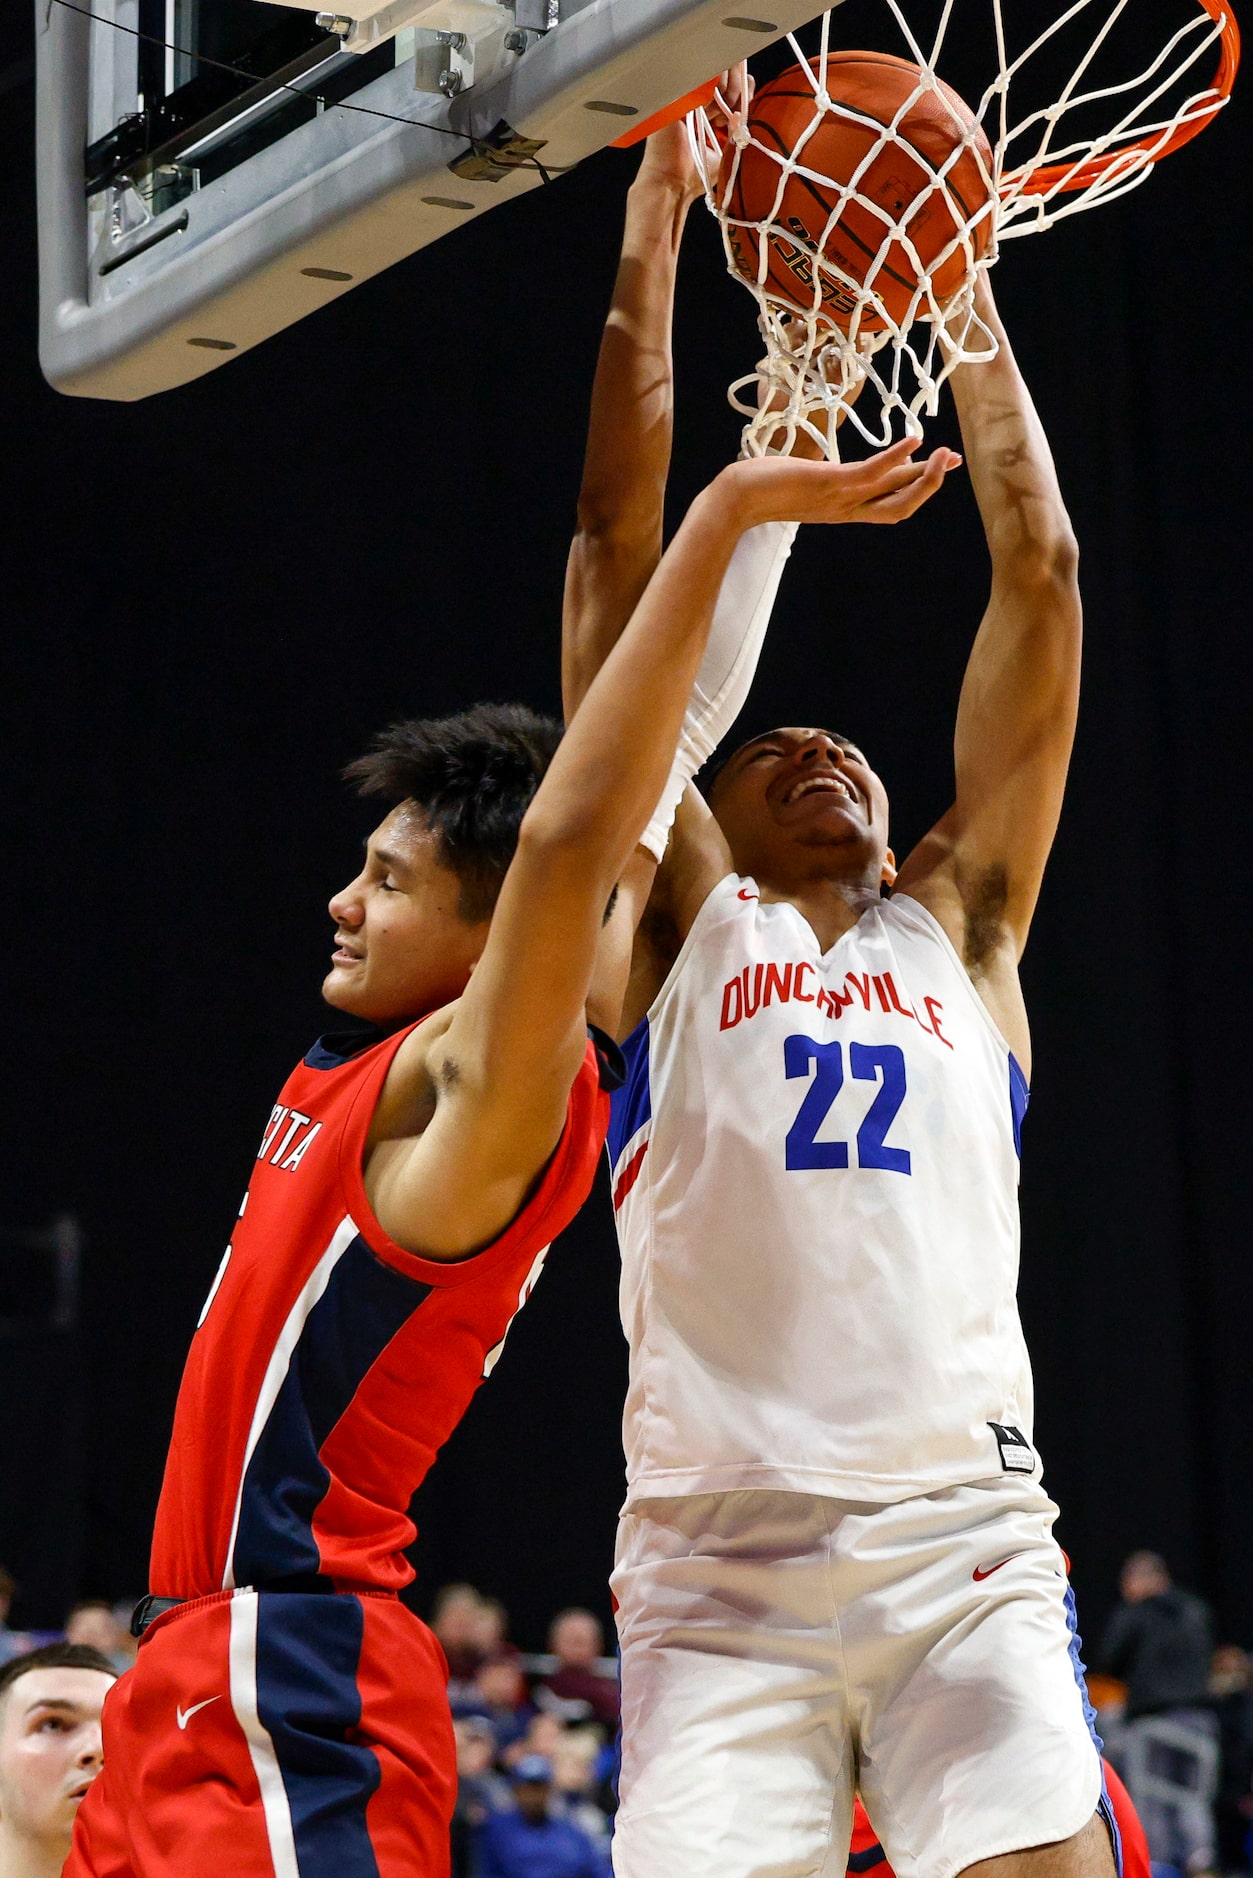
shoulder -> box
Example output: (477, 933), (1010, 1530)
(653, 871), (758, 990)
(653, 786), (735, 938)
(887, 887), (1029, 1071)
(661, 865), (748, 941)
(619, 865), (743, 1041)
(879, 890), (965, 959)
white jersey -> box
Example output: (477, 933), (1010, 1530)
(608, 875), (1037, 1505)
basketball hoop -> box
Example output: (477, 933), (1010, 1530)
(690, 0), (1240, 456)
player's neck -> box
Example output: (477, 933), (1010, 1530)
(0, 1826), (71, 1878)
(758, 876), (881, 950)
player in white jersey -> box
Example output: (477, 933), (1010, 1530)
(565, 122), (1114, 1878)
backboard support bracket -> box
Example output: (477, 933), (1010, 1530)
(37, 0), (833, 400)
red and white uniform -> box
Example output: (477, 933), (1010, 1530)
(68, 1020), (615, 1878)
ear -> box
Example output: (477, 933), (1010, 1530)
(880, 846), (898, 889)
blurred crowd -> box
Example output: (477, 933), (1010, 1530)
(432, 1584), (619, 1878)
(1094, 1552), (1253, 1878)
(4, 1555), (1253, 1878)
(0, 1570), (136, 1673)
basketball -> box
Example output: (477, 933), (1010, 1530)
(720, 52), (995, 332)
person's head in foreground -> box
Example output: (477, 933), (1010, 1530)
(324, 704), (562, 1026)
(706, 727), (894, 900)
(0, 1644), (117, 1878)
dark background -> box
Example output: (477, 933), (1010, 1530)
(2, 5), (1250, 1651)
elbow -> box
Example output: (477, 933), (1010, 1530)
(573, 487), (665, 556)
(516, 790), (636, 902)
(993, 522), (1080, 601)
(516, 796), (610, 874)
(1048, 526), (1080, 589)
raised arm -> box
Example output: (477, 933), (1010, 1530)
(562, 124), (702, 720)
(895, 275), (1081, 1065)
(562, 111), (792, 1033)
(367, 454), (957, 1260)
(567, 125), (963, 1040)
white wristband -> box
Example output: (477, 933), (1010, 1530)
(639, 519), (798, 861)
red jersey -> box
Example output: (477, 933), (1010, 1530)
(150, 1022), (615, 1600)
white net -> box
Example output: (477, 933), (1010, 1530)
(690, 0), (1239, 457)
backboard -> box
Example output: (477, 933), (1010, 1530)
(36, 0), (832, 400)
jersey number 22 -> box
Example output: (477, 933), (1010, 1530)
(784, 1035), (911, 1175)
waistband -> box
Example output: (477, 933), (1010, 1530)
(131, 1578), (400, 1640)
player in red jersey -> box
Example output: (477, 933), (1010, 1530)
(64, 398), (955, 1875)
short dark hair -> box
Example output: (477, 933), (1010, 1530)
(700, 726), (859, 802)
(345, 704), (563, 922)
(0, 1642), (118, 1706)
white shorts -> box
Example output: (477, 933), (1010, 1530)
(611, 1478), (1104, 1878)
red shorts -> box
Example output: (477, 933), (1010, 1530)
(1103, 1759), (1151, 1878)
(64, 1587), (455, 1878)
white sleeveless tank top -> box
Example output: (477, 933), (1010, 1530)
(607, 876), (1037, 1505)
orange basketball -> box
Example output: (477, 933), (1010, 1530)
(721, 52), (994, 332)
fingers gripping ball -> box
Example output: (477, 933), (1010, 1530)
(720, 52), (995, 333)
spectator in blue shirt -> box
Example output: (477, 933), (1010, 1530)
(475, 1755), (608, 1878)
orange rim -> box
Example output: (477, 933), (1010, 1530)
(611, 78), (720, 148)
(1009, 0), (1240, 195)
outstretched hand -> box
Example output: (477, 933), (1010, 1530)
(636, 117), (703, 202)
(720, 435), (962, 529)
(635, 64), (752, 206)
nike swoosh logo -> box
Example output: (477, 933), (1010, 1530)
(176, 1697), (220, 1730)
(737, 888), (759, 901)
(973, 1557), (1021, 1582)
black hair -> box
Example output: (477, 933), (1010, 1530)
(0, 1642), (118, 1703)
(345, 703), (563, 922)
(699, 727), (859, 802)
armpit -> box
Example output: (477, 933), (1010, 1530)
(637, 892), (682, 975)
(961, 863), (1010, 975)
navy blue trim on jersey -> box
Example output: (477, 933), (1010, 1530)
(254, 1592), (381, 1876)
(304, 1026), (389, 1072)
(232, 1235), (431, 1585)
(1063, 1580), (1124, 1878)
(848, 1847), (888, 1873)
(1009, 1054), (1030, 1160)
(606, 1018), (651, 1168)
(589, 1025), (627, 1093)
